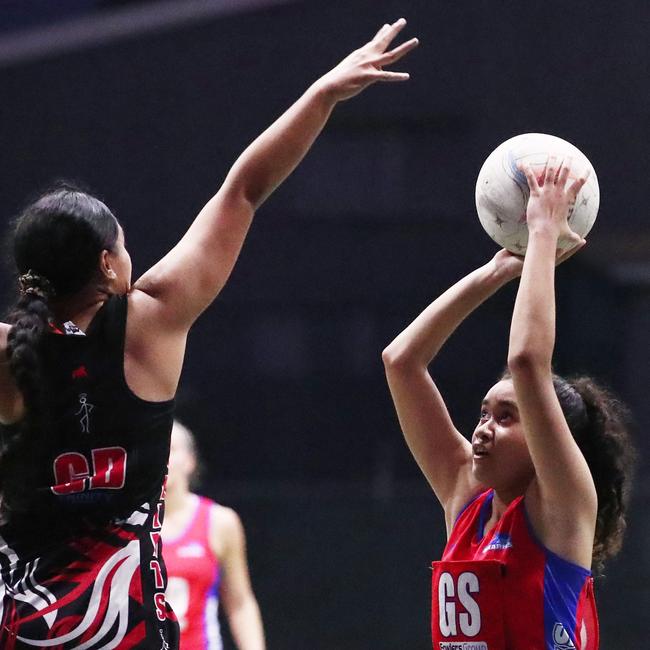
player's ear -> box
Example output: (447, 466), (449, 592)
(99, 249), (117, 281)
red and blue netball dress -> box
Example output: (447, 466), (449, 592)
(164, 495), (222, 650)
(431, 490), (599, 650)
(0, 295), (179, 649)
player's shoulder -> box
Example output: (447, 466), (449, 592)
(126, 287), (162, 323)
(128, 273), (194, 334)
(211, 503), (242, 531)
(446, 487), (490, 534)
(193, 495), (242, 533)
(202, 499), (245, 558)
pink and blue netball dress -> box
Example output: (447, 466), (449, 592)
(431, 490), (599, 650)
(164, 495), (222, 650)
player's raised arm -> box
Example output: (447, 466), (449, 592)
(134, 19), (418, 329)
(508, 158), (596, 566)
(383, 250), (522, 530)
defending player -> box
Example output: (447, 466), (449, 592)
(163, 421), (265, 650)
(383, 158), (634, 649)
(0, 19), (418, 648)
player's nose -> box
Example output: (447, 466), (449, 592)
(473, 421), (494, 443)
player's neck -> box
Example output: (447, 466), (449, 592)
(483, 489), (520, 536)
(164, 486), (193, 517)
(491, 472), (531, 512)
(50, 287), (111, 332)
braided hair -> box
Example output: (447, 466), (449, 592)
(1, 183), (119, 514)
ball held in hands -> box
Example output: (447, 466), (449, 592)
(475, 133), (599, 254)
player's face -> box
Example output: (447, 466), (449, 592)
(471, 379), (535, 494)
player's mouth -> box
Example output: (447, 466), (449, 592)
(472, 444), (489, 459)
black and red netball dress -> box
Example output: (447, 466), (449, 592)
(0, 295), (179, 649)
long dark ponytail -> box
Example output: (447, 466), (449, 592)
(551, 374), (635, 575)
(1, 183), (119, 514)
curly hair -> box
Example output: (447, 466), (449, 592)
(551, 375), (636, 575)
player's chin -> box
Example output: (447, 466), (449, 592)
(471, 459), (489, 482)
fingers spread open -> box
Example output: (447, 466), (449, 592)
(377, 37), (419, 66)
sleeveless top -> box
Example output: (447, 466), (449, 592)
(431, 490), (599, 650)
(164, 495), (222, 650)
(0, 294), (179, 649)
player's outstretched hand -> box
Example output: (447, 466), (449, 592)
(315, 18), (418, 102)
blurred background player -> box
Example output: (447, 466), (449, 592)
(163, 420), (265, 650)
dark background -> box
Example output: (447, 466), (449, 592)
(0, 1), (647, 647)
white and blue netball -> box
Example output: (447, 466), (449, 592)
(475, 133), (599, 254)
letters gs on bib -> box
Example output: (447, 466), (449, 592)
(439, 571), (481, 637)
(432, 560), (504, 648)
(51, 446), (127, 495)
